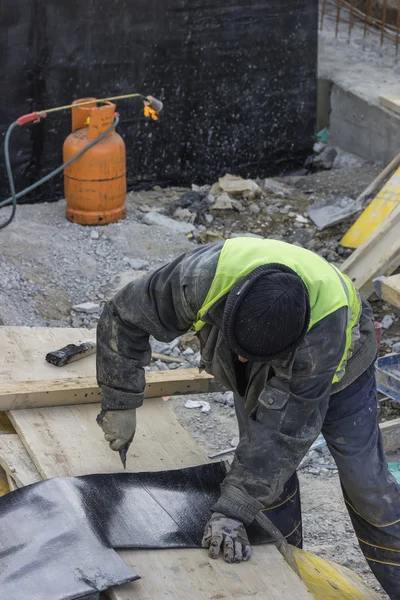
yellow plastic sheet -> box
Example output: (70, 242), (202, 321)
(294, 548), (381, 600)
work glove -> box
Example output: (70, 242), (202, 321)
(201, 512), (252, 563)
(96, 408), (137, 451)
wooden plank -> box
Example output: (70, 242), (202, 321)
(111, 547), (310, 600)
(379, 94), (400, 116)
(9, 401), (311, 599)
(341, 204), (400, 298)
(0, 326), (97, 385)
(0, 465), (9, 496)
(6, 473), (17, 491)
(0, 326), (213, 410)
(0, 434), (42, 486)
(9, 400), (210, 477)
(381, 417), (400, 454)
(0, 369), (214, 411)
(374, 274), (400, 309)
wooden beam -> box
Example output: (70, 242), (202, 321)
(0, 434), (42, 487)
(0, 326), (212, 410)
(8, 400), (311, 599)
(381, 417), (400, 454)
(379, 94), (400, 116)
(6, 473), (17, 491)
(0, 368), (214, 411)
(373, 274), (400, 309)
(341, 204), (400, 298)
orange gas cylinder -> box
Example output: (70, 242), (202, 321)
(63, 99), (126, 225)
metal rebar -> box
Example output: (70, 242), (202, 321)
(364, 0), (373, 39)
(381, 0), (388, 45)
(348, 0), (356, 40)
(336, 0), (343, 37)
(321, 0), (328, 31)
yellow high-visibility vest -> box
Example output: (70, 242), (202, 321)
(193, 238), (361, 383)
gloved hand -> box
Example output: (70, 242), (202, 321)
(96, 408), (137, 451)
(201, 512), (252, 563)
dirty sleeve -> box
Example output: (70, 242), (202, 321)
(96, 244), (221, 410)
(97, 256), (194, 409)
(213, 308), (348, 524)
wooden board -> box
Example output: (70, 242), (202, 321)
(0, 326), (214, 410)
(111, 547), (309, 600)
(6, 473), (18, 491)
(0, 434), (41, 487)
(0, 465), (9, 497)
(374, 274), (400, 309)
(341, 204), (400, 298)
(379, 94), (400, 116)
(8, 400), (311, 599)
(8, 400), (211, 477)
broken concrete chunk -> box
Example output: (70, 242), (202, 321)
(154, 360), (169, 370)
(173, 207), (194, 222)
(151, 337), (181, 355)
(249, 203), (261, 214)
(197, 230), (224, 244)
(210, 182), (222, 196)
(122, 257), (149, 270)
(90, 230), (100, 240)
(308, 196), (360, 230)
(212, 193), (235, 210)
(312, 147), (337, 171)
(72, 302), (100, 314)
(142, 212), (196, 234)
(218, 174), (262, 198)
(182, 347), (195, 356)
(263, 178), (293, 197)
(191, 183), (211, 193)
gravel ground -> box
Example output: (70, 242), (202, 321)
(1, 153), (399, 597)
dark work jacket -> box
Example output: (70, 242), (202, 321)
(96, 242), (377, 524)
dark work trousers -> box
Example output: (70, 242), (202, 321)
(234, 365), (400, 600)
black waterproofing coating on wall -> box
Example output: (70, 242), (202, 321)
(0, 1), (318, 203)
(0, 463), (274, 599)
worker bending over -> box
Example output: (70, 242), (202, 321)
(96, 238), (400, 599)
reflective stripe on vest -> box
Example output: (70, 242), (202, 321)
(193, 238), (361, 383)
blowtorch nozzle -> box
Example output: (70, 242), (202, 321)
(145, 96), (163, 113)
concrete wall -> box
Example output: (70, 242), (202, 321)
(328, 83), (400, 165)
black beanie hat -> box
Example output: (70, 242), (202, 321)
(223, 264), (310, 362)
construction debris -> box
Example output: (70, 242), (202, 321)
(341, 203), (400, 298)
(142, 211), (196, 234)
(185, 399), (211, 413)
(72, 302), (100, 314)
(312, 146), (337, 171)
(308, 196), (360, 230)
